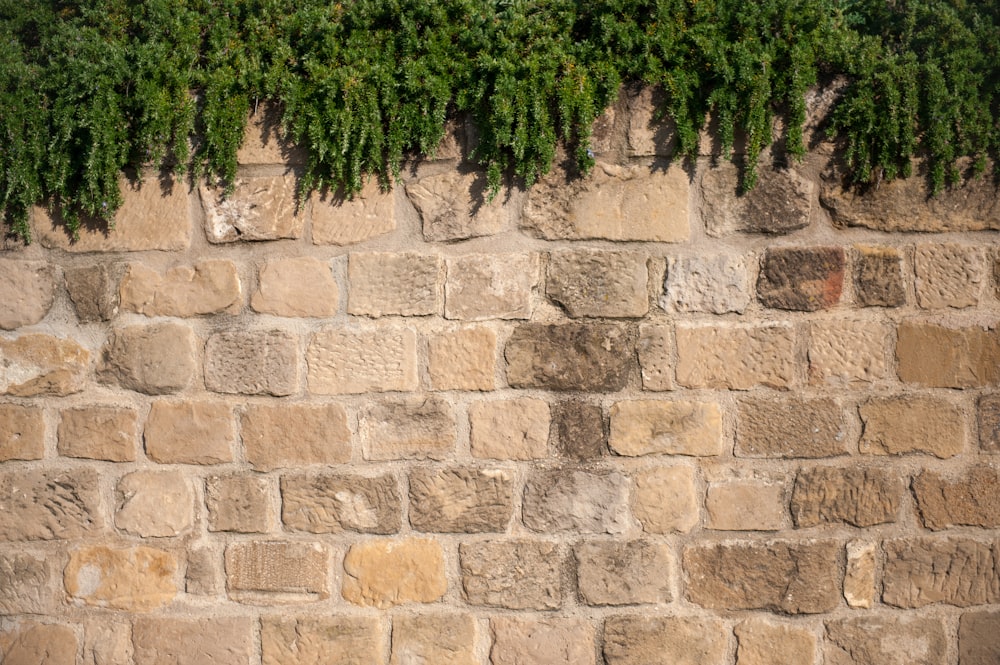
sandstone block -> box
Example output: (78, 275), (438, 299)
(854, 245), (906, 307)
(825, 616), (947, 665)
(311, 180), (396, 245)
(551, 400), (606, 460)
(0, 622), (77, 665)
(252, 257), (338, 317)
(0, 334), (89, 396)
(791, 467), (901, 527)
(201, 175), (301, 242)
(0, 260), (56, 329)
(132, 617), (254, 665)
(0, 551), (55, 614)
(237, 104), (307, 165)
(505, 323), (635, 391)
(83, 618), (132, 665)
(204, 329), (298, 396)
(637, 324), (674, 390)
(390, 613), (477, 665)
(307, 327), (418, 394)
(469, 398), (549, 460)
(523, 469), (634, 534)
(844, 540), (876, 608)
(0, 468), (101, 540)
(684, 539), (841, 613)
(706, 480), (788, 531)
(65, 263), (119, 322)
(281, 473), (400, 534)
(58, 405), (138, 462)
(115, 471), (194, 538)
(912, 467), (1000, 529)
(428, 327), (496, 390)
(575, 540), (672, 605)
(348, 252), (442, 317)
(185, 545), (221, 596)
(757, 246), (845, 311)
(914, 243), (985, 308)
(661, 254), (750, 313)
(701, 162), (813, 235)
(64, 545), (177, 611)
(959, 610), (1000, 665)
(632, 465), (699, 534)
(460, 540), (563, 610)
(0, 404), (44, 461)
(225, 541), (330, 601)
(406, 170), (516, 241)
(409, 467), (512, 533)
(603, 615), (728, 665)
(897, 321), (1000, 388)
(206, 474), (274, 533)
(360, 397), (455, 460)
(808, 319), (887, 384)
(343, 538), (447, 608)
(882, 537), (1000, 608)
(978, 394), (1000, 452)
(735, 618), (817, 665)
(99, 323), (196, 395)
(627, 87), (675, 156)
(676, 323), (796, 389)
(859, 395), (966, 458)
(241, 402), (351, 471)
(119, 260), (242, 316)
(262, 616), (383, 665)
(491, 617), (596, 665)
(736, 397), (849, 458)
(144, 400), (234, 464)
(546, 249), (648, 317)
(445, 254), (537, 320)
(609, 400), (723, 456)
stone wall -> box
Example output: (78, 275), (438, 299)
(2, 88), (1000, 664)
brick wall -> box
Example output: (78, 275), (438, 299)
(2, 89), (1000, 664)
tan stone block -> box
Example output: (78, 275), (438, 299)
(632, 466), (699, 534)
(98, 323), (196, 395)
(409, 467), (512, 533)
(65, 263), (120, 322)
(859, 395), (966, 458)
(0, 404), (44, 461)
(204, 329), (298, 396)
(854, 245), (906, 307)
(348, 252), (442, 317)
(144, 400), (234, 464)
(883, 537), (1000, 608)
(523, 469), (634, 534)
(575, 540), (673, 605)
(225, 541), (330, 601)
(64, 545), (177, 611)
(281, 473), (401, 534)
(735, 619), (817, 665)
(0, 551), (56, 614)
(546, 249), (648, 318)
(791, 467), (902, 527)
(58, 405), (138, 462)
(0, 334), (89, 397)
(491, 617), (596, 665)
(237, 104), (306, 165)
(361, 396), (456, 461)
(676, 323), (796, 389)
(115, 471), (194, 538)
(978, 393), (1000, 452)
(959, 610), (1000, 665)
(603, 616), (728, 665)
(825, 616), (947, 665)
(262, 616), (383, 665)
(460, 540), (563, 610)
(627, 87), (675, 156)
(897, 321), (1000, 388)
(343, 538), (447, 608)
(912, 466), (1000, 529)
(120, 260), (242, 316)
(311, 180), (396, 245)
(391, 613), (477, 665)
(406, 170), (517, 241)
(469, 398), (549, 460)
(0, 261), (56, 329)
(185, 545), (221, 596)
(702, 162), (814, 236)
(207, 474), (274, 533)
(737, 397), (850, 458)
(0, 622), (77, 665)
(0, 469), (102, 540)
(914, 243), (985, 308)
(844, 540), (876, 608)
(132, 617), (254, 665)
(201, 175), (301, 242)
(505, 323), (635, 391)
(241, 402), (351, 471)
(662, 254), (750, 313)
(609, 400), (723, 456)
(808, 320), (887, 384)
(83, 618), (132, 665)
(637, 324), (674, 390)
(307, 327), (418, 394)
(428, 327), (496, 390)
(252, 257), (338, 317)
(551, 399), (606, 461)
(706, 480), (788, 531)
(445, 253), (538, 320)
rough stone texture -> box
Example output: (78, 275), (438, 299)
(262, 616), (383, 665)
(307, 327), (418, 394)
(575, 540), (673, 605)
(0, 404), (45, 461)
(808, 319), (887, 384)
(445, 254), (538, 320)
(406, 170), (517, 241)
(604, 616), (728, 665)
(914, 243), (985, 309)
(390, 614), (477, 665)
(844, 540), (876, 608)
(609, 400), (723, 456)
(206, 474), (274, 533)
(491, 617), (596, 665)
(185, 546), (221, 596)
(0, 468), (101, 540)
(360, 396), (456, 461)
(225, 541), (330, 600)
(912, 466), (1000, 529)
(978, 393), (1000, 452)
(684, 540), (841, 613)
(57, 405), (138, 462)
(64, 545), (177, 611)
(676, 323), (796, 389)
(706, 480), (788, 531)
(409, 467), (512, 533)
(702, 163), (814, 236)
(896, 321), (1000, 388)
(637, 324), (674, 390)
(99, 323), (196, 395)
(83, 618), (132, 665)
(252, 257), (338, 317)
(505, 323), (635, 391)
(204, 329), (298, 396)
(348, 252), (442, 317)
(120, 260), (242, 316)
(736, 397), (850, 458)
(144, 400), (234, 464)
(311, 180), (396, 245)
(281, 473), (401, 534)
(959, 610), (1000, 665)
(241, 402), (351, 471)
(882, 538), (1000, 608)
(825, 616), (948, 665)
(627, 86), (675, 156)
(469, 398), (550, 460)
(237, 104), (307, 165)
(661, 254), (750, 313)
(546, 249), (648, 318)
(201, 175), (301, 243)
(0, 551), (55, 614)
(757, 246), (845, 311)
(0, 622), (77, 665)
(65, 263), (120, 322)
(859, 395), (966, 458)
(428, 327), (496, 391)
(791, 467), (901, 527)
(632, 465), (699, 534)
(0, 261), (56, 329)
(735, 619), (817, 665)
(115, 471), (194, 538)
(132, 617), (255, 665)
(342, 538), (447, 608)
(854, 245), (906, 307)
(460, 540), (563, 610)
(551, 400), (606, 460)
(523, 469), (634, 534)
(0, 334), (89, 397)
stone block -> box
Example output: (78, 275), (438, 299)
(262, 616), (383, 665)
(505, 323), (635, 391)
(0, 260), (55, 329)
(637, 324), (674, 390)
(959, 610), (1000, 665)
(0, 622), (77, 665)
(523, 469), (634, 534)
(627, 87), (676, 156)
(706, 480), (788, 531)
(914, 243), (985, 308)
(204, 329), (298, 396)
(132, 617), (254, 665)
(844, 540), (876, 608)
(609, 400), (723, 456)
(0, 551), (56, 614)
(311, 180), (396, 245)
(701, 162), (813, 236)
(490, 617), (596, 665)
(882, 537), (1000, 608)
(281, 473), (400, 534)
(736, 397), (850, 458)
(83, 619), (132, 665)
(225, 541), (330, 601)
(575, 540), (672, 605)
(360, 397), (456, 461)
(119, 260), (242, 316)
(237, 104), (306, 165)
(676, 323), (796, 389)
(824, 616), (947, 665)
(99, 323), (196, 395)
(115, 471), (194, 538)
(469, 398), (549, 460)
(859, 395), (966, 458)
(912, 466), (1000, 529)
(65, 263), (119, 322)
(144, 400), (234, 464)
(0, 468), (101, 540)
(252, 257), (338, 317)
(241, 402), (351, 471)
(460, 540), (563, 610)
(0, 334), (89, 396)
(0, 404), (44, 461)
(791, 467), (901, 527)
(57, 405), (138, 462)
(64, 545), (177, 611)
(406, 170), (517, 241)
(206, 474), (274, 533)
(185, 545), (221, 596)
(343, 538), (447, 608)
(428, 327), (496, 390)
(735, 619), (817, 665)
(854, 245), (906, 307)
(897, 321), (1000, 388)
(348, 252), (442, 317)
(445, 254), (537, 320)
(757, 246), (845, 311)
(978, 394), (1000, 452)
(808, 319), (887, 384)
(603, 616), (728, 665)
(307, 327), (418, 394)
(551, 399), (606, 461)
(545, 249), (648, 318)
(390, 614), (477, 665)
(409, 467), (513, 533)
(632, 465), (699, 534)
(201, 175), (301, 242)
(661, 254), (750, 313)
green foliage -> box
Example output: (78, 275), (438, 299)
(1, 0), (999, 239)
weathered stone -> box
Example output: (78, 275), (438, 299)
(252, 257), (338, 317)
(0, 468), (101, 540)
(0, 622), (77, 665)
(978, 394), (1000, 452)
(390, 614), (477, 665)
(185, 545), (221, 595)
(523, 469), (634, 534)
(844, 540), (876, 608)
(661, 254), (750, 313)
(206, 474), (274, 533)
(201, 175), (301, 242)
(854, 245), (906, 307)
(406, 170), (517, 241)
(914, 243), (985, 308)
(144, 400), (234, 464)
(791, 467), (901, 527)
(676, 323), (796, 389)
(225, 541), (330, 601)
(808, 320), (887, 384)
(575, 540), (672, 605)
(0, 261), (55, 329)
(469, 398), (550, 460)
(311, 180), (396, 245)
(546, 249), (648, 317)
(757, 246), (845, 311)
(204, 329), (298, 396)
(0, 551), (55, 613)
(262, 616), (383, 665)
(99, 323), (196, 395)
(58, 405), (138, 462)
(913, 467), (1000, 529)
(551, 400), (606, 460)
(859, 395), (966, 458)
(684, 540), (841, 613)
(360, 397), (456, 461)
(83, 618), (132, 665)
(64, 545), (177, 611)
(825, 616), (947, 665)
(348, 252), (442, 317)
(882, 538), (1000, 608)
(505, 323), (635, 391)
(65, 263), (119, 321)
(491, 617), (596, 665)
(120, 260), (242, 316)
(132, 617), (255, 665)
(603, 616), (728, 665)
(428, 327), (496, 391)
(632, 466), (699, 534)
(702, 162), (814, 236)
(115, 471), (194, 538)
(281, 473), (400, 534)
(307, 327), (418, 394)
(959, 610), (1000, 665)
(237, 104), (306, 165)
(627, 86), (676, 156)
(609, 400), (723, 456)
(409, 467), (512, 533)
(241, 402), (351, 471)
(343, 538), (447, 608)
(637, 324), (674, 390)
(0, 404), (44, 461)
(460, 540), (563, 610)
(897, 321), (1000, 388)
(0, 334), (89, 396)
(706, 480), (788, 531)
(736, 397), (850, 458)
(445, 253), (538, 320)
(735, 619), (817, 665)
